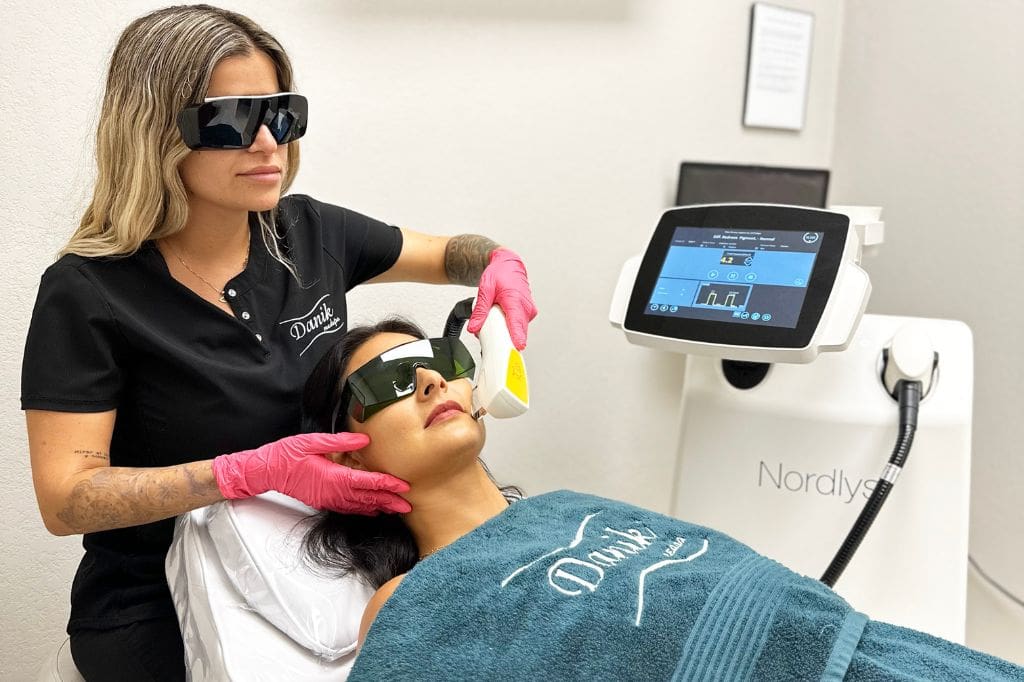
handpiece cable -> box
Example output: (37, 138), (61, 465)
(443, 297), (475, 338)
(821, 379), (922, 587)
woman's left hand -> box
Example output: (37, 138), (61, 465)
(466, 247), (538, 350)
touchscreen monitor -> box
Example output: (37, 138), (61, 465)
(625, 205), (848, 349)
(644, 226), (823, 329)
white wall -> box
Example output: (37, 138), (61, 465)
(830, 0), (1024, 663)
(1, 0), (847, 677)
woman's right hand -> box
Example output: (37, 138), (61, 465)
(27, 411), (408, 536)
(212, 432), (412, 515)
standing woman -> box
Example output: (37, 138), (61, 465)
(20, 5), (536, 681)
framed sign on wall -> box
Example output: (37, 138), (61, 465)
(743, 3), (815, 131)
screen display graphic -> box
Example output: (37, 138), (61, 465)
(645, 227), (823, 329)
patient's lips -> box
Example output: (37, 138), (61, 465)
(425, 400), (465, 428)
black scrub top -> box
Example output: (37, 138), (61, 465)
(20, 194), (403, 632)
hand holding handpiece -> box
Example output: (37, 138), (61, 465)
(212, 432), (411, 515)
(467, 248), (537, 350)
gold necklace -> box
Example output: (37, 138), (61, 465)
(169, 232), (250, 303)
(418, 541), (452, 560)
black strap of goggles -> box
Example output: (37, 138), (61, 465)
(444, 297), (476, 338)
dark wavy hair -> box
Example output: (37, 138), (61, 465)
(301, 317), (521, 588)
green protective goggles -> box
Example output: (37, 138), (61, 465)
(332, 337), (477, 428)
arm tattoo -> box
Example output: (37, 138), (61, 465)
(74, 449), (109, 462)
(55, 460), (222, 534)
(444, 234), (500, 286)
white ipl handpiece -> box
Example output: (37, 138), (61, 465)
(472, 305), (529, 419)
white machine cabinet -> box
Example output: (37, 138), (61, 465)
(673, 314), (971, 642)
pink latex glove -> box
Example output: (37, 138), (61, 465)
(212, 432), (412, 515)
(466, 247), (538, 350)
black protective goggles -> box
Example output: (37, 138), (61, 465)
(177, 92), (308, 150)
(332, 337), (477, 428)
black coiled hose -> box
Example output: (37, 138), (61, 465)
(820, 379), (922, 587)
(443, 297), (476, 338)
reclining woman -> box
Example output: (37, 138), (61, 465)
(301, 318), (1024, 681)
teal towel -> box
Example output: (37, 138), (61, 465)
(349, 491), (1023, 681)
(848, 620), (1023, 680)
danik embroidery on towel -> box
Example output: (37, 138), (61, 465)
(663, 537), (687, 557)
(278, 294), (345, 357)
(500, 510), (710, 626)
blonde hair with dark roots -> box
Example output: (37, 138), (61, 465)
(63, 4), (301, 277)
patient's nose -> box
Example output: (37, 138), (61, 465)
(416, 366), (447, 398)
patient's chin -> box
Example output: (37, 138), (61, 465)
(437, 419), (484, 453)
(424, 418), (485, 466)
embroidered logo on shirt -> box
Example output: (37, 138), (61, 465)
(279, 294), (345, 356)
(500, 510), (709, 626)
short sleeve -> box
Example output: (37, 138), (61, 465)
(313, 198), (403, 288)
(21, 263), (124, 412)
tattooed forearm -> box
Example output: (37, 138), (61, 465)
(55, 460), (223, 534)
(444, 234), (500, 285)
(74, 449), (109, 462)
